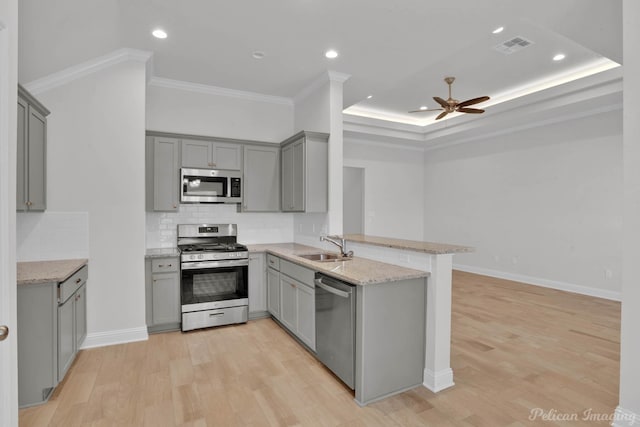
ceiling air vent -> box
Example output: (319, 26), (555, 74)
(493, 36), (534, 55)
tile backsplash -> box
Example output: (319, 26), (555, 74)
(17, 212), (90, 261)
(146, 204), (294, 248)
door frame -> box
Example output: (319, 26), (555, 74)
(0, 15), (19, 427)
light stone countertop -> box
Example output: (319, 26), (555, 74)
(145, 248), (181, 259)
(248, 243), (429, 286)
(342, 234), (474, 255)
(17, 259), (88, 285)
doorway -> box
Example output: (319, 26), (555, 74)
(343, 166), (365, 235)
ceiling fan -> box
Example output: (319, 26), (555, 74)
(409, 77), (490, 120)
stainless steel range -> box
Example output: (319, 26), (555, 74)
(177, 224), (249, 331)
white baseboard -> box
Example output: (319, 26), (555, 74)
(612, 406), (640, 427)
(423, 368), (454, 393)
(453, 264), (621, 301)
(80, 326), (149, 350)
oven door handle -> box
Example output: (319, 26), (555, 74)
(181, 259), (249, 270)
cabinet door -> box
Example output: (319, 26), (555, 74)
(182, 139), (212, 168)
(75, 285), (87, 350)
(292, 140), (305, 211)
(153, 138), (180, 211)
(280, 275), (297, 332)
(27, 105), (47, 211)
(213, 143), (242, 170)
(243, 145), (280, 212)
(296, 283), (315, 351)
(281, 143), (294, 211)
(151, 272), (180, 325)
(267, 267), (280, 319)
(249, 253), (266, 313)
(58, 295), (75, 381)
(16, 97), (27, 211)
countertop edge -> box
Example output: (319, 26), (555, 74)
(17, 258), (88, 286)
(342, 234), (474, 255)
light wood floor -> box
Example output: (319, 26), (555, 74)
(19, 271), (621, 426)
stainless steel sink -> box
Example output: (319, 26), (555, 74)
(297, 253), (352, 262)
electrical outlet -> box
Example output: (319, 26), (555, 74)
(494, 255), (500, 263)
(512, 256), (518, 265)
(604, 268), (613, 279)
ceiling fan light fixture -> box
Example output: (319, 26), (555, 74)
(152, 29), (167, 39)
(325, 49), (339, 59)
(492, 26), (504, 34)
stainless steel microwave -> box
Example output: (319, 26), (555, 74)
(181, 168), (242, 204)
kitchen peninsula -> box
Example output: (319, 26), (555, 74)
(340, 234), (473, 393)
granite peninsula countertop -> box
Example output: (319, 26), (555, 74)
(17, 259), (88, 285)
(145, 248), (181, 258)
(248, 243), (429, 286)
(342, 234), (474, 255)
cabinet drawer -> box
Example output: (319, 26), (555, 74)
(58, 265), (88, 304)
(151, 257), (179, 273)
(266, 254), (280, 270)
(280, 259), (315, 287)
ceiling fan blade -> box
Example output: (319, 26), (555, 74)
(433, 96), (448, 108)
(408, 108), (444, 113)
(435, 111), (449, 120)
(457, 96), (490, 108)
(458, 107), (485, 114)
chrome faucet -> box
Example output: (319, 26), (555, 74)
(320, 235), (354, 258)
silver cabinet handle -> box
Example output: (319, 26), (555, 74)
(209, 312), (224, 317)
(76, 278), (82, 284)
(0, 325), (9, 341)
(315, 278), (351, 298)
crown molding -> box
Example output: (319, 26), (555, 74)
(148, 76), (294, 106)
(294, 70), (351, 105)
(24, 48), (153, 95)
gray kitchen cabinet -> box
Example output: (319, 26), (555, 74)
(182, 139), (242, 170)
(267, 263), (281, 320)
(145, 257), (181, 333)
(268, 255), (316, 350)
(281, 131), (329, 212)
(17, 85), (49, 212)
(146, 136), (180, 212)
(17, 264), (88, 408)
(248, 253), (268, 317)
(241, 145), (280, 212)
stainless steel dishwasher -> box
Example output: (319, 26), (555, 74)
(314, 274), (356, 389)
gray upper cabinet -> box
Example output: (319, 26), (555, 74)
(281, 131), (329, 212)
(17, 85), (49, 212)
(182, 139), (242, 170)
(242, 144), (280, 212)
(146, 136), (180, 212)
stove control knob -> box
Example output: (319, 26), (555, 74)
(198, 254), (204, 260)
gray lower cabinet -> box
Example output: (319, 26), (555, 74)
(17, 85), (49, 212)
(241, 145), (280, 212)
(267, 255), (315, 351)
(267, 266), (280, 320)
(145, 257), (181, 333)
(248, 253), (267, 317)
(182, 139), (242, 170)
(17, 264), (88, 408)
(146, 136), (180, 212)
(281, 131), (329, 212)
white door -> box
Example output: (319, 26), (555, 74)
(343, 167), (365, 234)
(0, 16), (19, 427)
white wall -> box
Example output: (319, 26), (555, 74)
(618, 0), (640, 423)
(344, 138), (425, 240)
(16, 212), (89, 261)
(146, 83), (293, 142)
(0, 0), (19, 424)
(36, 60), (148, 344)
(423, 109), (623, 299)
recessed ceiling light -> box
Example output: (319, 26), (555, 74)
(152, 29), (167, 39)
(366, 95), (373, 99)
(252, 51), (266, 59)
(492, 26), (504, 34)
(553, 53), (566, 61)
(325, 49), (338, 59)
(420, 106), (428, 110)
